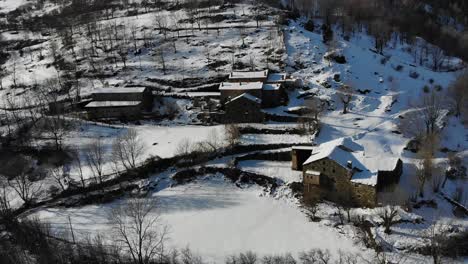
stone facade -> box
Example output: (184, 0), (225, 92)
(224, 95), (264, 123)
(92, 87), (153, 111)
(86, 103), (142, 119)
(291, 146), (313, 171)
(303, 158), (378, 208)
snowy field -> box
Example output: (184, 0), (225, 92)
(63, 123), (226, 180)
(31, 175), (369, 263)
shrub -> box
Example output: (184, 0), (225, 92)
(409, 71), (419, 79)
(304, 19), (315, 31)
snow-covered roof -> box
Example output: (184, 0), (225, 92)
(219, 82), (263, 90)
(85, 101), (142, 108)
(229, 70), (269, 80)
(303, 137), (399, 186)
(262, 83), (281, 91)
(93, 87), (147, 94)
(266, 73), (287, 83)
(226, 93), (261, 104)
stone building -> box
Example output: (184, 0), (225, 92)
(219, 82), (264, 104)
(85, 87), (153, 120)
(85, 101), (143, 119)
(293, 138), (402, 208)
(224, 93), (264, 123)
(92, 87), (153, 110)
(220, 70), (293, 107)
(228, 70), (269, 83)
(291, 146), (314, 171)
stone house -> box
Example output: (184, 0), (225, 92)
(228, 70), (269, 83)
(291, 146), (314, 171)
(220, 70), (293, 108)
(85, 101), (143, 119)
(92, 87), (153, 110)
(292, 138), (402, 208)
(224, 93), (264, 123)
(219, 82), (264, 104)
(85, 87), (153, 119)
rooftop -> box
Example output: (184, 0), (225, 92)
(93, 87), (147, 94)
(262, 83), (281, 91)
(85, 101), (142, 108)
(266, 73), (288, 83)
(229, 70), (269, 80)
(219, 82), (264, 90)
(226, 93), (262, 104)
(303, 137), (399, 186)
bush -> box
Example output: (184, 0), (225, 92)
(423, 85), (430, 93)
(304, 19), (315, 31)
(409, 71), (419, 79)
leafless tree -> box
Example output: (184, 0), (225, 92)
(428, 44), (445, 71)
(225, 124), (241, 146)
(108, 198), (169, 264)
(85, 137), (106, 184)
(299, 248), (331, 264)
(175, 138), (192, 156)
(154, 13), (168, 40)
(448, 70), (468, 118)
(72, 149), (86, 188)
(112, 128), (146, 170)
(155, 45), (167, 75)
(338, 85), (354, 114)
(48, 165), (69, 192)
(8, 171), (42, 206)
(377, 187), (407, 234)
(305, 97), (327, 122)
(421, 91), (445, 136)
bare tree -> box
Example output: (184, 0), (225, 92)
(428, 44), (445, 71)
(305, 96), (327, 124)
(85, 137), (106, 184)
(225, 124), (240, 146)
(175, 138), (192, 156)
(421, 91), (445, 136)
(154, 13), (168, 40)
(8, 171), (42, 206)
(108, 198), (169, 264)
(377, 187), (407, 234)
(112, 128), (146, 171)
(448, 70), (468, 118)
(338, 85), (354, 114)
(48, 165), (69, 192)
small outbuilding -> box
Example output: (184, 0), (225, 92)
(224, 93), (264, 123)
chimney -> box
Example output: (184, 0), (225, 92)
(347, 161), (352, 169)
(264, 70), (267, 76)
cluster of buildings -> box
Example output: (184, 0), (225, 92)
(292, 138), (402, 207)
(219, 70), (294, 123)
(84, 87), (153, 119)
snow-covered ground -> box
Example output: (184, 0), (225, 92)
(64, 123), (226, 180)
(31, 175), (370, 263)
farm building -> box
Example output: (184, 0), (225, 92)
(228, 70), (269, 83)
(292, 138), (403, 208)
(224, 93), (264, 123)
(85, 87), (153, 119)
(219, 82), (264, 104)
(85, 101), (143, 119)
(219, 70), (291, 112)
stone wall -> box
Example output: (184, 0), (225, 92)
(303, 158), (377, 208)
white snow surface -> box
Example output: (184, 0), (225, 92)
(32, 175), (368, 263)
